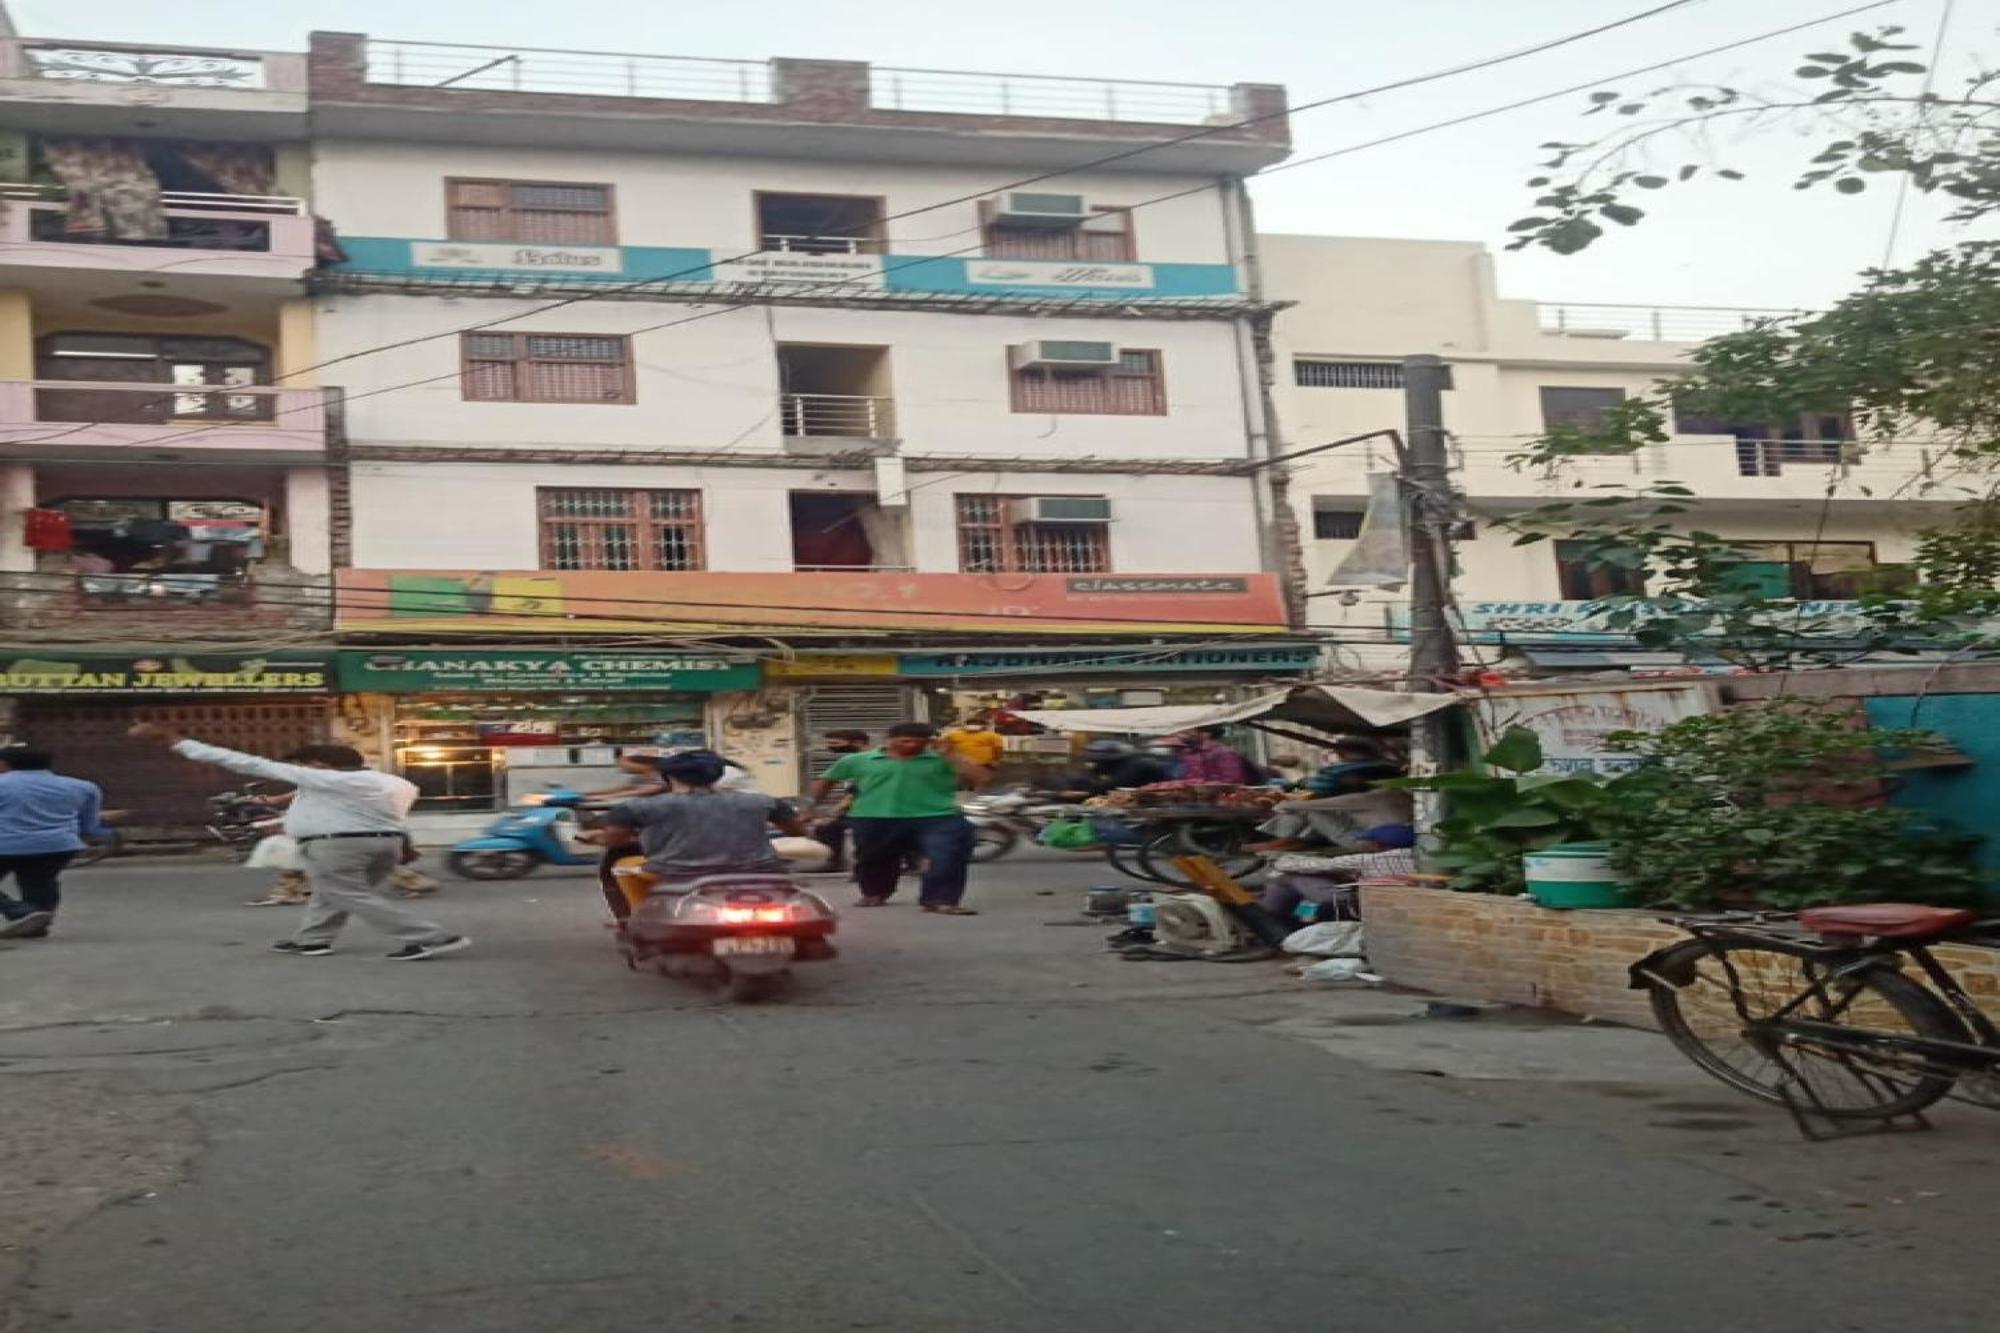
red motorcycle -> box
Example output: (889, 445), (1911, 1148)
(604, 855), (838, 1003)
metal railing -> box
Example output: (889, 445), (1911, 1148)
(760, 233), (870, 255)
(364, 40), (774, 103)
(781, 393), (895, 439)
(20, 42), (268, 88)
(871, 65), (1235, 123)
(0, 185), (306, 216)
(794, 564), (917, 573)
(1538, 302), (1809, 342)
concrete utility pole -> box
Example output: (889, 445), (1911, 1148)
(1402, 354), (1459, 690)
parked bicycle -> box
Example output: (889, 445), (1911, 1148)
(1633, 903), (2000, 1134)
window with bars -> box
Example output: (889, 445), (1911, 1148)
(983, 204), (1134, 262)
(1011, 349), (1163, 416)
(1313, 508), (1364, 540)
(446, 179), (616, 245)
(537, 489), (704, 571)
(463, 333), (632, 404)
(1296, 360), (1402, 390)
(955, 495), (1110, 573)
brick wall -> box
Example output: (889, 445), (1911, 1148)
(1358, 883), (2000, 1029)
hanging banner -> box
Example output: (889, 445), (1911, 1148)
(899, 646), (1319, 676)
(1323, 473), (1408, 590)
(1470, 682), (1716, 776)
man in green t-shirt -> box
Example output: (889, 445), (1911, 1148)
(807, 721), (990, 914)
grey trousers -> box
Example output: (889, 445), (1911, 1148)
(294, 837), (452, 947)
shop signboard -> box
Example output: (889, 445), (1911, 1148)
(334, 570), (1288, 636)
(0, 652), (332, 694)
(898, 646), (1320, 677)
(1471, 682), (1716, 777)
(338, 651), (759, 693)
(1386, 599), (1877, 644)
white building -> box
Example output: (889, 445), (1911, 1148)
(302, 34), (1307, 810)
(1261, 233), (1954, 672)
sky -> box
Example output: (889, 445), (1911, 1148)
(9, 0), (1989, 309)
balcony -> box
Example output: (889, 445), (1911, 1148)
(0, 381), (329, 460)
(0, 186), (317, 283)
(311, 34), (1289, 173)
(781, 393), (895, 440)
(0, 38), (308, 135)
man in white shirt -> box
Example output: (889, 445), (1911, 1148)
(128, 723), (470, 961)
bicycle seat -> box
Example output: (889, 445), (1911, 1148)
(1798, 903), (1979, 940)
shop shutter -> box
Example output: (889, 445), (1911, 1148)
(16, 700), (330, 830)
(798, 684), (915, 777)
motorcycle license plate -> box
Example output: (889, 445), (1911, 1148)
(714, 935), (795, 958)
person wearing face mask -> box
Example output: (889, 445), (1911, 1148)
(939, 716), (1006, 769)
(808, 730), (872, 873)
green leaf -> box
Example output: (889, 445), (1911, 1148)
(1632, 175), (1669, 189)
(1482, 807), (1565, 830)
(1716, 169), (1745, 180)
(1600, 203), (1645, 226)
(1483, 727), (1545, 774)
(1796, 66), (1832, 78)
(1835, 177), (1867, 194)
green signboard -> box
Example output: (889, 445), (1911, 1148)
(0, 653), (332, 694)
(337, 651), (759, 693)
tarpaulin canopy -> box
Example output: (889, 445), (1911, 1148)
(1010, 684), (1457, 737)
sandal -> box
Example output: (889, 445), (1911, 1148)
(854, 896), (889, 907)
(921, 905), (978, 916)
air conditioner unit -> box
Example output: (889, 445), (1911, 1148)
(1016, 496), (1113, 524)
(1009, 340), (1119, 371)
(993, 191), (1090, 228)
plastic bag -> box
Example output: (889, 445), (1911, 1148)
(244, 834), (299, 870)
(1281, 921), (1365, 957)
(1088, 817), (1142, 847)
(772, 836), (832, 866)
(1038, 820), (1102, 850)
(1298, 957), (1376, 983)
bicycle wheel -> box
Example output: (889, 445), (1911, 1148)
(1648, 938), (1963, 1119)
(1101, 840), (1160, 884)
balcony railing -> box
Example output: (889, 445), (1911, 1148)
(781, 393), (895, 439)
(870, 66), (1234, 124)
(1538, 302), (1810, 342)
(0, 381), (328, 454)
(364, 40), (774, 102)
(3, 184), (306, 253)
(761, 233), (870, 255)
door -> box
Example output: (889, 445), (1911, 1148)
(797, 685), (916, 778)
(17, 699), (330, 829)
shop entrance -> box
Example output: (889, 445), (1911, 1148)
(16, 699), (329, 827)
(798, 684), (915, 777)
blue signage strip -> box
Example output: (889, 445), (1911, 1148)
(330, 239), (1241, 300)
(898, 647), (1318, 677)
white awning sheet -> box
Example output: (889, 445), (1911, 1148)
(1010, 684), (1456, 736)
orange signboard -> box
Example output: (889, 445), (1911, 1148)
(334, 570), (1289, 637)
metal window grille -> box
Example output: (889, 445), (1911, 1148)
(463, 333), (630, 403)
(1294, 360), (1405, 390)
(955, 494), (1109, 573)
(1313, 509), (1364, 539)
(447, 179), (615, 245)
(538, 488), (704, 570)
(1013, 349), (1162, 416)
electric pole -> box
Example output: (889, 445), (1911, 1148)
(1402, 354), (1459, 689)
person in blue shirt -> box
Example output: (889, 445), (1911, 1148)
(0, 745), (107, 939)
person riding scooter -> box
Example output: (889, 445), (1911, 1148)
(1071, 739), (1174, 796)
(589, 750), (807, 921)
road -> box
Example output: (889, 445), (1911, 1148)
(3, 853), (1996, 1333)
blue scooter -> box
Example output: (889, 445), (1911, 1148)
(446, 786), (604, 880)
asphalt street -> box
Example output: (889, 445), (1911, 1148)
(3, 851), (1998, 1333)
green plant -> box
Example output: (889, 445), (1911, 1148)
(1603, 700), (1984, 909)
(1390, 727), (1631, 894)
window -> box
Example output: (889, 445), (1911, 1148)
(756, 192), (886, 254)
(1723, 541), (1911, 599)
(1313, 508), (1364, 540)
(1012, 349), (1164, 416)
(446, 179), (616, 245)
(982, 203), (1134, 262)
(463, 333), (632, 404)
(956, 495), (1110, 573)
(1539, 386), (1627, 433)
(538, 488), (704, 571)
(1296, 360), (1404, 390)
(1555, 540), (1647, 599)
(1672, 408), (1852, 477)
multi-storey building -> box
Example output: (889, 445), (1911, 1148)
(0, 32), (338, 825)
(0, 26), (1312, 828)
(1262, 233), (1954, 674)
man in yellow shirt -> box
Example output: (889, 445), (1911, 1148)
(939, 718), (1006, 768)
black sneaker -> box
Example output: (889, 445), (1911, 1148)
(387, 935), (471, 961)
(1, 911), (56, 939)
(272, 940), (334, 956)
